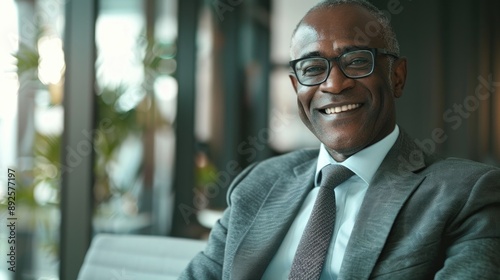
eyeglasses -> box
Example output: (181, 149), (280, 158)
(289, 48), (399, 86)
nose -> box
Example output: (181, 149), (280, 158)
(319, 63), (355, 94)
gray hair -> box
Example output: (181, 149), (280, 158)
(292, 0), (400, 55)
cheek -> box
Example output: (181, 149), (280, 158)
(296, 99), (309, 125)
(378, 81), (396, 111)
(370, 87), (397, 128)
(296, 90), (314, 115)
(368, 75), (395, 116)
(297, 94), (311, 123)
(297, 93), (309, 108)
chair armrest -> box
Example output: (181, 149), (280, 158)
(78, 233), (207, 280)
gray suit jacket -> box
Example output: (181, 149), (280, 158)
(180, 132), (500, 279)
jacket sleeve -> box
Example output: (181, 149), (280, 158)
(178, 162), (258, 280)
(178, 208), (230, 280)
(435, 169), (500, 279)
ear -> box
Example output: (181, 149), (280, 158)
(289, 74), (299, 93)
(392, 57), (407, 98)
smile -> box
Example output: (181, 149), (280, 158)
(322, 103), (361, 115)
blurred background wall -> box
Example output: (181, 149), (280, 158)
(0, 0), (498, 279)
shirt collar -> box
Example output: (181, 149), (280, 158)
(315, 125), (400, 186)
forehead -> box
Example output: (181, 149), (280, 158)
(290, 5), (386, 58)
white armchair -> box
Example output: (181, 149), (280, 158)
(78, 234), (207, 280)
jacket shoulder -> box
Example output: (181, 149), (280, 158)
(424, 157), (499, 179)
(226, 148), (318, 204)
(417, 157), (500, 209)
(255, 148), (319, 171)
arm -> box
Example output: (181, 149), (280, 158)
(179, 163), (258, 280)
(435, 169), (500, 279)
(178, 209), (230, 280)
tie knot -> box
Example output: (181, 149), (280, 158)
(319, 164), (354, 189)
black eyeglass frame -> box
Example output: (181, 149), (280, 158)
(289, 48), (399, 86)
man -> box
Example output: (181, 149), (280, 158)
(180, 0), (500, 279)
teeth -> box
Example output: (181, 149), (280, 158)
(324, 104), (360, 115)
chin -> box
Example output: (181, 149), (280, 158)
(324, 138), (356, 154)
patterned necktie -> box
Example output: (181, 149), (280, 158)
(289, 164), (354, 280)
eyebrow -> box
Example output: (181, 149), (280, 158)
(299, 51), (322, 59)
(297, 46), (370, 60)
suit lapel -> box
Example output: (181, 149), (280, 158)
(339, 131), (428, 279)
(231, 157), (317, 280)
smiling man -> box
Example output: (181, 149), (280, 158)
(180, 1), (500, 279)
(289, 3), (406, 162)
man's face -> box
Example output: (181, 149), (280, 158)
(290, 5), (407, 162)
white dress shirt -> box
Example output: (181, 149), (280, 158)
(262, 125), (400, 280)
